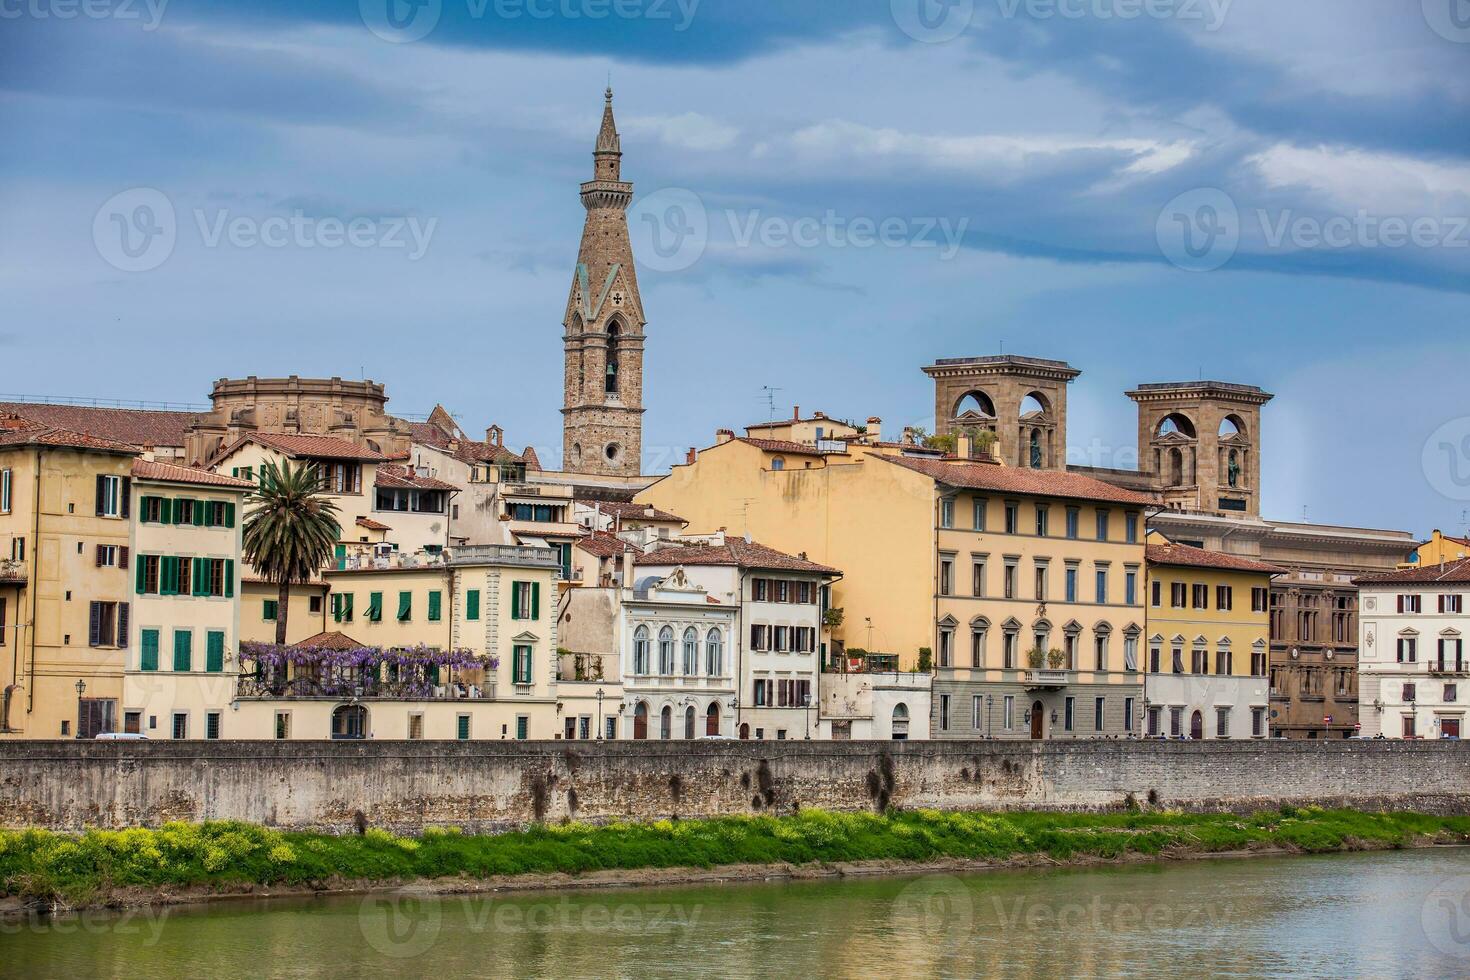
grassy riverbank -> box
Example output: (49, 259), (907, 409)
(4, 807), (1468, 907)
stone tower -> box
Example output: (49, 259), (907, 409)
(921, 355), (1081, 469)
(561, 87), (646, 477)
(1127, 381), (1273, 516)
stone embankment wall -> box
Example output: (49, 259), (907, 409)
(2, 740), (1467, 834)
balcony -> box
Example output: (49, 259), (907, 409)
(236, 674), (495, 701)
(1023, 669), (1073, 690)
(0, 559), (25, 586)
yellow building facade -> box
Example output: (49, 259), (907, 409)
(0, 421), (139, 738)
(1142, 533), (1281, 739)
(1408, 530), (1470, 569)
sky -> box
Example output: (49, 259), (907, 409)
(1, 0), (1468, 536)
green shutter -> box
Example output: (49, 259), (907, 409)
(224, 559), (234, 598)
(456, 715), (469, 740)
(206, 631), (224, 672)
(136, 558), (147, 595)
(263, 600), (277, 621)
(192, 499), (206, 527)
(332, 593), (341, 623)
(343, 593), (353, 622)
(160, 556), (176, 595)
(428, 591), (442, 622)
(510, 583), (521, 620)
(466, 590), (480, 621)
(140, 629), (159, 672)
(368, 592), (383, 622)
(173, 630), (192, 672)
(397, 591), (412, 621)
(158, 498), (171, 525)
(195, 558), (209, 597)
(531, 582), (540, 621)
(431, 664), (442, 685)
(225, 502), (236, 528)
(231, 468), (239, 478)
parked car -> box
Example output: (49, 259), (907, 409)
(95, 732), (148, 740)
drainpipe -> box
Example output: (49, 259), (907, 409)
(26, 447), (41, 715)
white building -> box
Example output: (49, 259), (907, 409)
(635, 532), (840, 741)
(1357, 559), (1470, 739)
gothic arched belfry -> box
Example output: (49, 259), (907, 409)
(562, 88), (646, 477)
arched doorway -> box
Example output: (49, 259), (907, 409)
(1030, 700), (1044, 740)
(739, 722), (750, 740)
(331, 704), (368, 740)
(684, 705), (695, 739)
(660, 705), (672, 740)
(891, 703), (910, 740)
(633, 701), (648, 740)
(706, 702), (720, 736)
(1190, 710), (1203, 740)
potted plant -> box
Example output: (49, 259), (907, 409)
(1027, 647), (1047, 669)
(1047, 648), (1067, 670)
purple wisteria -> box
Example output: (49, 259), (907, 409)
(238, 641), (499, 700)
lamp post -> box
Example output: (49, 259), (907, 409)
(74, 679), (86, 739)
(596, 687), (605, 740)
(803, 692), (813, 740)
(985, 693), (993, 739)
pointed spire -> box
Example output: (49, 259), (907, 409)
(595, 86), (620, 156)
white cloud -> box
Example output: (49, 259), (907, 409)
(622, 112), (740, 152)
(1249, 143), (1470, 215)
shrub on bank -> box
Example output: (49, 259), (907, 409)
(2, 808), (1466, 906)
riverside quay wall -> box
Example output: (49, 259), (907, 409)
(2, 740), (1469, 834)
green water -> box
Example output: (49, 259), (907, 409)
(5, 849), (1470, 978)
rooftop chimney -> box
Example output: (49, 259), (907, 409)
(793, 405), (800, 421)
(685, 447), (697, 466)
(716, 428), (735, 445)
(867, 416), (882, 442)
(956, 433), (973, 459)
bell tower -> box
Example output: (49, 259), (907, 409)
(1127, 381), (1273, 516)
(562, 87), (646, 477)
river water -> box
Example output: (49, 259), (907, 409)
(5, 849), (1470, 978)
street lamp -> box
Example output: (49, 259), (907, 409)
(803, 692), (813, 740)
(74, 679), (86, 740)
(596, 687), (605, 740)
(985, 693), (993, 739)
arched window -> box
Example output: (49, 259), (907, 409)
(331, 704), (368, 740)
(633, 701), (648, 740)
(1019, 393), (1048, 419)
(660, 704), (672, 740)
(891, 703), (910, 741)
(684, 705), (695, 739)
(1168, 448), (1185, 486)
(633, 625), (650, 675)
(955, 391), (996, 419)
(771, 457), (785, 471)
(658, 627), (675, 675)
(1227, 449), (1240, 488)
(605, 321), (621, 394)
(706, 702), (721, 736)
(683, 627), (699, 675)
(706, 628), (723, 676)
(1029, 428), (1043, 469)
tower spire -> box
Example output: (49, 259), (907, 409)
(595, 86), (620, 159)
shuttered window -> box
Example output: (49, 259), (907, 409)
(456, 715), (470, 740)
(140, 629), (159, 671)
(428, 591), (442, 622)
(513, 645), (532, 684)
(465, 589), (480, 621)
(397, 591), (412, 622)
(367, 592), (383, 622)
(173, 630), (192, 672)
(263, 600), (278, 621)
(206, 631), (225, 673)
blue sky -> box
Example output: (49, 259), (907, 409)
(2, 0), (1468, 535)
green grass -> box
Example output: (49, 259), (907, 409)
(4, 807), (1467, 906)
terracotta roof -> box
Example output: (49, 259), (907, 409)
(215, 432), (387, 463)
(374, 463), (458, 492)
(745, 414), (858, 432)
(1146, 542), (1286, 575)
(0, 402), (197, 449)
(577, 530), (643, 559)
(0, 416), (140, 454)
(356, 516), (392, 531)
(737, 437), (836, 457)
(292, 630), (366, 650)
(877, 455), (1159, 506)
(1356, 558), (1470, 586)
(521, 446), (541, 471)
(131, 459), (254, 489)
(588, 501), (686, 524)
(636, 537), (840, 575)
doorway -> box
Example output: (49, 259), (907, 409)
(1190, 710), (1203, 740)
(633, 702), (648, 740)
(1030, 700), (1044, 740)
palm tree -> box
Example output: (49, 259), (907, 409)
(243, 459), (342, 644)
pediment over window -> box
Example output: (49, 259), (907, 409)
(937, 614), (959, 629)
(512, 631), (540, 643)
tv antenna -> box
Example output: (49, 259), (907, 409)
(759, 385), (783, 420)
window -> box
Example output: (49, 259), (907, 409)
(1402, 715), (1416, 738)
(397, 591), (412, 622)
(750, 624), (769, 652)
(1191, 646), (1207, 674)
(0, 467), (9, 513)
(1122, 568), (1137, 606)
(309, 595), (323, 614)
(172, 712), (188, 740)
(1170, 706), (1183, 738)
(1064, 696), (1075, 732)
(1216, 707), (1231, 739)
(323, 462), (362, 495)
(1398, 594), (1422, 613)
(658, 627), (675, 674)
(428, 591), (442, 622)
(1150, 646), (1161, 673)
(972, 558), (986, 597)
(1216, 647), (1232, 675)
(1439, 638), (1465, 672)
(513, 644), (533, 685)
(1217, 586), (1233, 611)
(205, 711), (221, 740)
(1095, 510), (1109, 541)
(1403, 682), (1417, 702)
(1123, 697), (1135, 732)
(1003, 631), (1017, 669)
(1094, 632), (1108, 671)
(1093, 697), (1105, 731)
(633, 626), (650, 674)
(1147, 706), (1162, 736)
(457, 715), (471, 740)
(1192, 584), (1209, 609)
(939, 498), (954, 529)
(973, 498), (987, 531)
(1398, 637), (1418, 663)
(1251, 707), (1266, 737)
(1125, 512), (1139, 544)
(1033, 561), (1047, 601)
(366, 592), (384, 623)
(1004, 560), (1017, 599)
(938, 628), (953, 668)
(206, 631), (225, 673)
(1065, 565), (1078, 602)
(516, 716), (529, 740)
(88, 601), (127, 648)
(94, 544), (121, 568)
(263, 599), (278, 622)
(1035, 505), (1049, 537)
(971, 626), (986, 667)
(511, 581), (540, 620)
(375, 487), (447, 514)
(139, 628), (159, 671)
(172, 629), (192, 671)
(1170, 583), (1186, 608)
(1251, 646), (1267, 677)
(1004, 502), (1018, 534)
(1172, 646), (1184, 674)
(1003, 695), (1014, 730)
(706, 629), (723, 676)
(1447, 684), (1459, 703)
(1095, 567), (1108, 604)
(1065, 507), (1079, 539)
(465, 589), (481, 621)
(1442, 594), (1464, 614)
(275, 712), (291, 740)
(683, 627), (699, 675)
(939, 557), (954, 596)
(9, 537), (23, 562)
(972, 695), (983, 731)
(1124, 634), (1138, 672)
(1152, 580), (1162, 607)
(940, 694), (951, 731)
(1252, 587), (1269, 612)
(96, 474), (126, 518)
